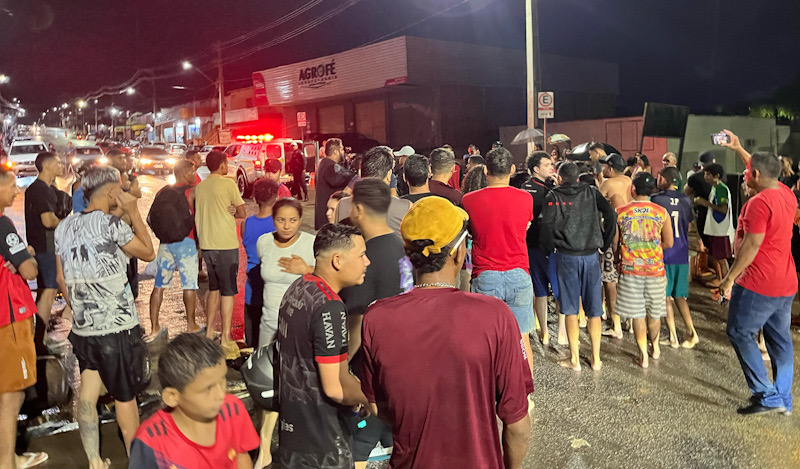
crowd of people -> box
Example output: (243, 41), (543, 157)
(0, 128), (796, 469)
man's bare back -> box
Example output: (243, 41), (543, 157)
(600, 175), (632, 209)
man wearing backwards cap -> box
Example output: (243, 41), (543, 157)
(598, 153), (632, 339)
(359, 196), (533, 469)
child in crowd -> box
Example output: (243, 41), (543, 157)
(128, 334), (259, 468)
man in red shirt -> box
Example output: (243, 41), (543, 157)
(263, 158), (293, 199)
(719, 131), (797, 416)
(361, 196), (532, 468)
(462, 147), (534, 373)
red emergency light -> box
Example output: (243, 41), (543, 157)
(236, 133), (274, 143)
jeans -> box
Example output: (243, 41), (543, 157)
(726, 284), (794, 411)
(471, 268), (534, 333)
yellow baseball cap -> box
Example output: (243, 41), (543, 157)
(400, 196), (468, 257)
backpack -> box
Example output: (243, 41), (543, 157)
(147, 186), (194, 243)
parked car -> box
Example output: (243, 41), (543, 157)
(6, 140), (48, 177)
(69, 146), (106, 173)
(197, 144), (227, 163)
(167, 143), (187, 158)
(138, 146), (175, 175)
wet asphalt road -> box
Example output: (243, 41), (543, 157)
(6, 170), (800, 468)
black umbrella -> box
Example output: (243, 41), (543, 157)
(569, 142), (621, 161)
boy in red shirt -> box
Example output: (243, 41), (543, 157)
(129, 334), (259, 468)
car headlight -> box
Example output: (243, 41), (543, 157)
(4, 161), (13, 168)
(99, 157), (108, 164)
(167, 158), (175, 165)
(71, 157), (80, 165)
(140, 158), (151, 165)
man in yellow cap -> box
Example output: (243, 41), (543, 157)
(358, 196), (533, 469)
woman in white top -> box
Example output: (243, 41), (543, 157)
(257, 198), (315, 345)
(254, 197), (314, 469)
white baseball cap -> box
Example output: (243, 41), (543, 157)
(395, 145), (415, 157)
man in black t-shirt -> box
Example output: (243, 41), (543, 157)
(400, 154), (432, 204)
(0, 167), (48, 469)
(278, 224), (370, 468)
(685, 151), (715, 248)
(315, 139), (356, 229)
(521, 151), (563, 345)
(340, 179), (410, 468)
(24, 151), (66, 353)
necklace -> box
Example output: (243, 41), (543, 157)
(414, 282), (456, 289)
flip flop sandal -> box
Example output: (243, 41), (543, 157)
(193, 325), (207, 336)
(144, 327), (168, 343)
(18, 452), (48, 468)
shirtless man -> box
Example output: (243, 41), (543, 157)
(598, 154), (632, 339)
(588, 142), (608, 186)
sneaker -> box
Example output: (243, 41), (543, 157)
(736, 403), (786, 415)
(222, 341), (240, 360)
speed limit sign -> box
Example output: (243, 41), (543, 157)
(538, 92), (554, 119)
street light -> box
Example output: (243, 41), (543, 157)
(0, 74), (8, 84)
(125, 87), (135, 95)
(61, 103), (68, 109)
(182, 60), (192, 71)
(77, 100), (86, 108)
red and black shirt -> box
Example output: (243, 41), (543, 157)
(128, 395), (259, 469)
(0, 215), (36, 328)
(277, 274), (352, 469)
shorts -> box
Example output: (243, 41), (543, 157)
(35, 252), (58, 290)
(471, 268), (534, 333)
(529, 248), (559, 299)
(69, 326), (150, 402)
(601, 247), (619, 283)
(347, 413), (393, 461)
(0, 317), (37, 393)
(615, 274), (667, 320)
(665, 264), (689, 298)
(557, 254), (603, 318)
(707, 236), (732, 261)
(202, 249), (239, 296)
(154, 238), (199, 290)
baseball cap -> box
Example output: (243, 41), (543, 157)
(395, 145), (415, 157)
(699, 151), (715, 164)
(600, 153), (626, 172)
(401, 196), (468, 257)
(263, 158), (282, 173)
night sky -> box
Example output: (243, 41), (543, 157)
(1, 0), (798, 121)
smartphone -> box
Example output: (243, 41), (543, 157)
(711, 131), (730, 145)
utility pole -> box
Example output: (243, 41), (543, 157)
(525, 0), (540, 155)
(94, 105), (98, 134)
(216, 43), (226, 138)
(151, 70), (158, 119)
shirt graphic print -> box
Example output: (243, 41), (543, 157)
(616, 201), (667, 277)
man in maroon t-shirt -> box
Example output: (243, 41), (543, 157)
(462, 147), (534, 373)
(361, 196), (532, 468)
(719, 131), (797, 416)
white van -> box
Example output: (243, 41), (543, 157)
(226, 138), (309, 198)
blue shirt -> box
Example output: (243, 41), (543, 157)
(651, 189), (693, 264)
(72, 187), (88, 214)
(242, 214), (275, 304)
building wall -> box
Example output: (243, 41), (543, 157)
(667, 115), (790, 175)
